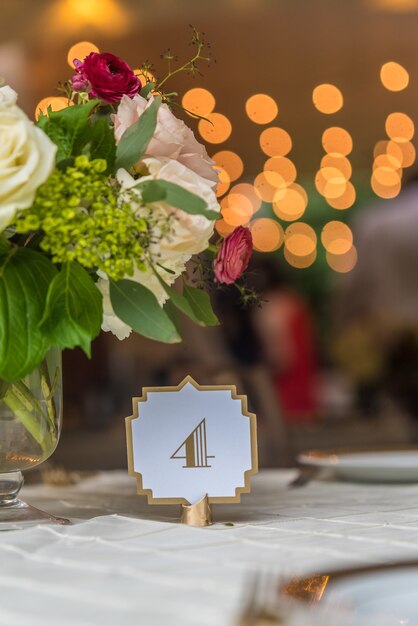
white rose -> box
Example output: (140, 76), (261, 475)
(0, 95), (56, 232)
(113, 94), (219, 189)
(0, 85), (17, 107)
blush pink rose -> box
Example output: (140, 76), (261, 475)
(71, 53), (141, 104)
(113, 94), (218, 189)
(214, 226), (253, 285)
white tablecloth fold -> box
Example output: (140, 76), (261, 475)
(2, 470), (418, 626)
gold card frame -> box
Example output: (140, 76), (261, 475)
(126, 375), (258, 505)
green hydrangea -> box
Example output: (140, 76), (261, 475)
(16, 156), (151, 280)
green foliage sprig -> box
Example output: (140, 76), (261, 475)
(156, 27), (212, 94)
(16, 155), (150, 281)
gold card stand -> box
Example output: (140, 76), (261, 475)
(180, 494), (213, 527)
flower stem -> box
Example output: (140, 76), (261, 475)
(2, 380), (55, 454)
(156, 35), (209, 92)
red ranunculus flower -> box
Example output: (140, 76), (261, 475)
(214, 226), (253, 285)
(71, 53), (141, 104)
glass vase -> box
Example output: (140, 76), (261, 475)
(0, 348), (70, 527)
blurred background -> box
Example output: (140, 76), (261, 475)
(2, 0), (418, 468)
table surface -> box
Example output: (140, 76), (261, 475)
(2, 469), (418, 626)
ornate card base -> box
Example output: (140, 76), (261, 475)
(126, 376), (258, 517)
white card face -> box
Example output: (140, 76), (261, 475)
(126, 377), (258, 504)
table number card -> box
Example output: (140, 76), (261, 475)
(126, 376), (258, 507)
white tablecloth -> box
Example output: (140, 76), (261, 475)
(2, 470), (418, 626)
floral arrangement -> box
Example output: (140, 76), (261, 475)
(0, 31), (253, 384)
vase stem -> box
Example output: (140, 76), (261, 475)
(0, 471), (71, 526)
(0, 471), (24, 506)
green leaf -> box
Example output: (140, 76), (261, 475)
(141, 83), (156, 98)
(150, 180), (219, 221)
(109, 278), (181, 344)
(0, 237), (10, 254)
(36, 100), (99, 132)
(78, 118), (116, 172)
(183, 284), (219, 326)
(163, 299), (182, 336)
(115, 97), (161, 171)
(39, 262), (103, 357)
(140, 180), (167, 204)
(3, 227), (15, 240)
(0, 248), (58, 382)
(36, 99), (101, 163)
(153, 270), (211, 327)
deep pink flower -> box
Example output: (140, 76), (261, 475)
(214, 226), (253, 285)
(71, 73), (90, 92)
(71, 53), (141, 104)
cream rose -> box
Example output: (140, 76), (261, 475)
(0, 85), (17, 107)
(113, 94), (219, 189)
(99, 157), (220, 339)
(0, 88), (56, 232)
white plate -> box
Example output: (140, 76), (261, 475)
(282, 562), (418, 626)
(298, 449), (418, 482)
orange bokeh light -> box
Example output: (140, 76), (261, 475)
(321, 221), (353, 255)
(221, 192), (253, 214)
(321, 166), (349, 183)
(371, 173), (402, 198)
(264, 156), (297, 186)
(67, 41), (99, 68)
(312, 84), (344, 114)
(259, 127), (292, 157)
(380, 61), (409, 92)
(385, 112), (414, 142)
(245, 94), (278, 125)
(373, 165), (402, 187)
(373, 141), (403, 169)
(182, 88), (216, 118)
(374, 140), (390, 159)
(393, 140), (416, 168)
(221, 192), (253, 226)
(327, 246), (358, 273)
(284, 222), (317, 256)
(222, 208), (251, 227)
(315, 169), (347, 199)
(254, 172), (285, 203)
(50, 0), (129, 37)
(35, 96), (71, 120)
(212, 150), (244, 182)
(284, 247), (317, 269)
(230, 183), (262, 214)
(326, 181), (356, 210)
(198, 113), (232, 144)
(373, 155), (402, 176)
(320, 154), (352, 180)
(215, 219), (235, 238)
(272, 183), (308, 221)
(322, 127), (353, 156)
(250, 218), (284, 252)
(216, 168), (230, 198)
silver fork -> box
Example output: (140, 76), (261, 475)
(237, 572), (286, 625)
